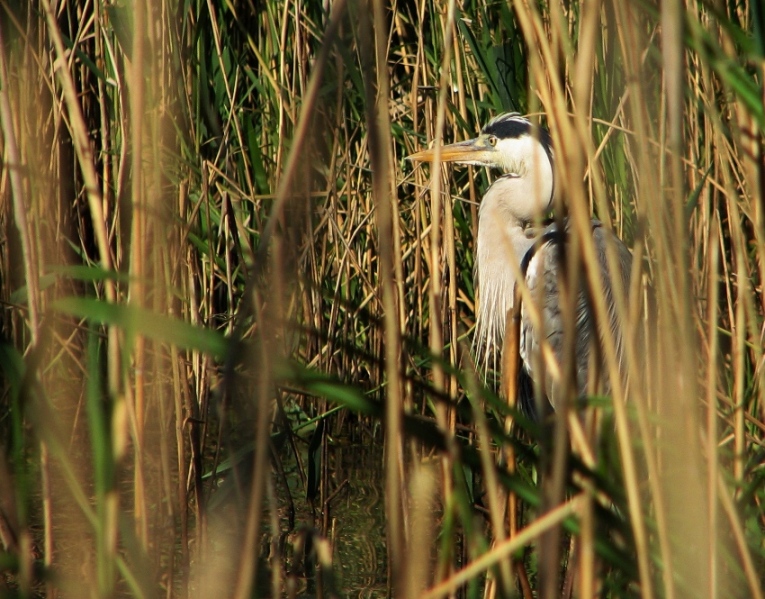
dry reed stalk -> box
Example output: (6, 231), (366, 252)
(422, 0), (461, 586)
(422, 494), (586, 599)
(353, 1), (408, 593)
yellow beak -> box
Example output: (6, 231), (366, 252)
(407, 138), (496, 166)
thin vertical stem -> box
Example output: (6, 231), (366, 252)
(429, 0), (456, 575)
(706, 215), (720, 599)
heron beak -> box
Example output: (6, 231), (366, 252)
(407, 138), (495, 166)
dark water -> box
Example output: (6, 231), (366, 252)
(324, 442), (387, 596)
(217, 433), (389, 597)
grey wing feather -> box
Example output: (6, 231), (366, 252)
(520, 221), (632, 411)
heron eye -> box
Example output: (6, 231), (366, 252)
(488, 135), (498, 147)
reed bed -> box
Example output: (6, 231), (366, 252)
(0, 0), (763, 597)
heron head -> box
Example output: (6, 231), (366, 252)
(408, 113), (555, 218)
(408, 113), (553, 173)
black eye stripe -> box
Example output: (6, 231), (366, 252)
(482, 116), (533, 139)
(481, 113), (554, 167)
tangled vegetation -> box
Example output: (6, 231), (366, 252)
(1, 0), (764, 597)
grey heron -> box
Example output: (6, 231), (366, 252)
(409, 113), (632, 418)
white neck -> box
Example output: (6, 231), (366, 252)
(473, 191), (535, 372)
(473, 165), (553, 373)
